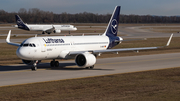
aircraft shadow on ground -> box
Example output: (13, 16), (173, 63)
(0, 63), (114, 71)
(50, 67), (114, 71)
(0, 65), (32, 71)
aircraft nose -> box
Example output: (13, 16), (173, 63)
(16, 47), (31, 59)
(74, 27), (77, 31)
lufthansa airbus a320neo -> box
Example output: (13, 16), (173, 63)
(6, 6), (173, 71)
(15, 15), (77, 34)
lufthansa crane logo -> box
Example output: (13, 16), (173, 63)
(17, 19), (23, 25)
(111, 19), (118, 34)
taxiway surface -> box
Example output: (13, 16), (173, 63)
(0, 53), (180, 87)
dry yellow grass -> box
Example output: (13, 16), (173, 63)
(1, 67), (180, 101)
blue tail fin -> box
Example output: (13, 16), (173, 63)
(15, 15), (29, 30)
(103, 6), (121, 37)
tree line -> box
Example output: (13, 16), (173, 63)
(0, 8), (180, 24)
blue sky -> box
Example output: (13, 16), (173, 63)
(1, 0), (180, 16)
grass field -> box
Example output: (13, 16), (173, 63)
(1, 67), (180, 101)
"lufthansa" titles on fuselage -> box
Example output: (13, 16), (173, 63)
(43, 38), (65, 44)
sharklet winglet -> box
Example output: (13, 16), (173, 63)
(166, 33), (173, 47)
(6, 30), (20, 47)
(6, 30), (11, 43)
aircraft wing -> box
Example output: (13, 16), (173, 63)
(69, 34), (173, 55)
(43, 25), (55, 33)
(6, 30), (20, 47)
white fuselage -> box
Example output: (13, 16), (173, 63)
(16, 35), (112, 60)
(28, 24), (77, 31)
(16, 24), (77, 31)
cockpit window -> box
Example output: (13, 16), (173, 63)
(23, 44), (29, 47)
(32, 44), (36, 47)
(21, 43), (36, 47)
(29, 44), (32, 47)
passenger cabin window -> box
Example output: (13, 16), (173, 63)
(21, 43), (36, 47)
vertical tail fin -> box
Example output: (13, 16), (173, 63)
(15, 15), (29, 30)
(103, 6), (121, 37)
(15, 15), (25, 26)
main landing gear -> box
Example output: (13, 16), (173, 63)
(50, 59), (59, 67)
(42, 31), (51, 34)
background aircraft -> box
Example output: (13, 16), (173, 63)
(7, 6), (173, 71)
(15, 15), (77, 34)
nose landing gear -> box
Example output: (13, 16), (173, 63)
(31, 60), (38, 71)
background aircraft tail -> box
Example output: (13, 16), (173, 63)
(15, 15), (29, 30)
(103, 6), (121, 37)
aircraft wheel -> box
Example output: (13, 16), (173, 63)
(54, 61), (59, 67)
(31, 66), (37, 71)
(85, 67), (89, 69)
(48, 33), (51, 34)
(90, 65), (94, 69)
(50, 61), (55, 67)
(42, 31), (45, 34)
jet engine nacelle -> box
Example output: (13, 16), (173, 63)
(75, 53), (96, 68)
(22, 59), (41, 65)
(53, 29), (61, 33)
